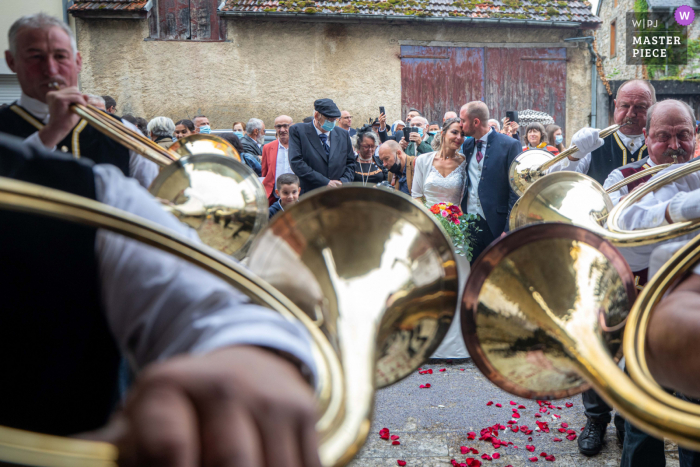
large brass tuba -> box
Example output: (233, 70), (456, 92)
(462, 223), (700, 449)
(0, 179), (458, 466)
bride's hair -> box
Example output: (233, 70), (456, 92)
(438, 118), (463, 158)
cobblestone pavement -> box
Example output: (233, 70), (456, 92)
(348, 360), (680, 467)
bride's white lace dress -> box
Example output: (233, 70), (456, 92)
(412, 152), (470, 359)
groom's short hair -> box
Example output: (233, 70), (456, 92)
(461, 102), (489, 126)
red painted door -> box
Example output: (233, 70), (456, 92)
(484, 47), (567, 130)
(400, 46), (567, 129)
(400, 46), (485, 125)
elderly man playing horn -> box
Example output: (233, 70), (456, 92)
(0, 13), (158, 188)
(548, 80), (656, 189)
(606, 99), (698, 467)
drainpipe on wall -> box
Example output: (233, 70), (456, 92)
(565, 36), (596, 128)
(63, 0), (74, 23)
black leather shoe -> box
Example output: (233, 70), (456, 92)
(578, 417), (607, 456)
(616, 425), (625, 446)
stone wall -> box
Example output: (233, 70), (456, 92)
(75, 17), (592, 143)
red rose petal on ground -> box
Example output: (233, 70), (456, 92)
(512, 426), (520, 433)
(492, 453), (500, 459)
(526, 445), (535, 452)
(471, 448), (479, 454)
(506, 465), (513, 467)
(495, 403), (502, 408)
(499, 425), (506, 430)
(528, 436), (533, 441)
(468, 432), (476, 440)
(510, 401), (517, 405)
(553, 438), (562, 442)
(518, 405), (526, 409)
(567, 429), (576, 435)
(380, 434), (390, 440)
(512, 413), (520, 418)
(427, 369), (433, 374)
(439, 368), (446, 372)
(481, 454), (492, 461)
(451, 460), (458, 467)
(486, 401), (493, 406)
(534, 414), (542, 418)
(391, 435), (400, 440)
(392, 440), (401, 445)
(545, 455), (556, 462)
(561, 423), (569, 428)
(460, 368), (465, 371)
(529, 457), (538, 462)
(558, 428), (566, 433)
(539, 407), (547, 413)
(567, 434), (577, 441)
(397, 461), (407, 466)
(540, 452), (547, 457)
(419, 384), (426, 388)
(461, 446), (469, 454)
(466, 458), (482, 467)
(553, 414), (561, 419)
(565, 402), (573, 407)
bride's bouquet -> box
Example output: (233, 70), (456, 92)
(428, 202), (479, 261)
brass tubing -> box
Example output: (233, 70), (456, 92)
(604, 163), (672, 194)
(537, 123), (622, 173)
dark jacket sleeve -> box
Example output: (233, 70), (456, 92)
(378, 129), (388, 143)
(289, 125), (330, 188)
(339, 130), (356, 183)
(417, 140), (433, 155)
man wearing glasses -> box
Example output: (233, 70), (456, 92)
(338, 110), (356, 136)
(261, 115), (294, 205)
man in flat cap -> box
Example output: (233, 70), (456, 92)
(289, 98), (355, 193)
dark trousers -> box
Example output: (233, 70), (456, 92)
(620, 393), (700, 467)
(469, 215), (496, 265)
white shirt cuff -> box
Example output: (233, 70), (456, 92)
(24, 131), (55, 151)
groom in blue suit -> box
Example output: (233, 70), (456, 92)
(459, 101), (522, 264)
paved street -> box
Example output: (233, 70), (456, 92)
(349, 360), (680, 467)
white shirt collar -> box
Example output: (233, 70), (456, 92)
(18, 92), (50, 123)
(278, 139), (288, 150)
(616, 130), (644, 152)
(478, 128), (493, 144)
(313, 120), (328, 136)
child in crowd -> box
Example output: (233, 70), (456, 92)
(269, 173), (300, 219)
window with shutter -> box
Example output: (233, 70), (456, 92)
(148, 0), (226, 41)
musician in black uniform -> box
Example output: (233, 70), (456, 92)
(0, 134), (320, 467)
(548, 80), (655, 186)
(1, 13), (158, 188)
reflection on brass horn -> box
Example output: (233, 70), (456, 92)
(51, 94), (265, 258)
(463, 223), (700, 450)
(509, 167), (695, 247)
(509, 123), (626, 197)
(0, 179), (458, 466)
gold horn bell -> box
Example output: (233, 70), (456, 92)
(0, 179), (458, 467)
(463, 222), (700, 450)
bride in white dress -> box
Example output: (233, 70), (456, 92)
(411, 118), (471, 359)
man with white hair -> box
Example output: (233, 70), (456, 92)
(487, 118), (501, 132)
(404, 115), (432, 157)
(147, 116), (175, 149)
(443, 111), (458, 122)
(0, 13), (158, 189)
(85, 94), (105, 111)
(241, 117), (265, 157)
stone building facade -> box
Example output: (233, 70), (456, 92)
(69, 0), (602, 142)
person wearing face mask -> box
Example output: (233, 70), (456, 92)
(546, 124), (565, 154)
(402, 116), (433, 157)
(261, 115), (294, 205)
(232, 121), (246, 139)
(193, 115), (211, 134)
(378, 140), (416, 196)
(288, 98), (355, 194)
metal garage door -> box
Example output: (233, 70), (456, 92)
(0, 75), (22, 105)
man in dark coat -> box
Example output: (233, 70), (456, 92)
(459, 101), (522, 264)
(289, 98), (355, 193)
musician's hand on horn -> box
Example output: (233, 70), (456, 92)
(38, 85), (87, 149)
(568, 127), (603, 161)
(112, 345), (320, 467)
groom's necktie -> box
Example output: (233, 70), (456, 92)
(476, 140), (484, 163)
(319, 133), (330, 156)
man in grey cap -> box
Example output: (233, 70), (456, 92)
(289, 98), (356, 193)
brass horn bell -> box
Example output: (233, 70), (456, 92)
(463, 223), (700, 450)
